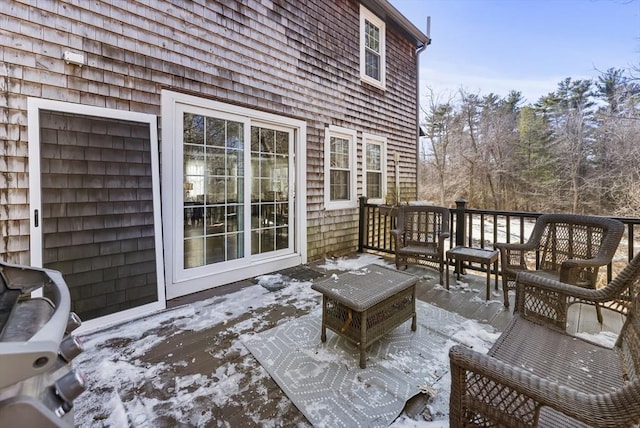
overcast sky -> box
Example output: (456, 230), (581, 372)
(390, 0), (640, 105)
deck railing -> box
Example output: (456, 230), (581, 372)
(358, 197), (640, 282)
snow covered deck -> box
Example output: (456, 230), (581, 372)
(73, 253), (622, 427)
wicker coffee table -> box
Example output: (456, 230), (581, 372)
(311, 264), (418, 368)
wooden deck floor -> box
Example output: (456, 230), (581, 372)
(169, 254), (623, 341)
(140, 254), (623, 425)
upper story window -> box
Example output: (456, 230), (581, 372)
(360, 5), (386, 89)
(325, 126), (357, 210)
(363, 134), (387, 203)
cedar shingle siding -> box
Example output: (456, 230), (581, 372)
(1, 1), (420, 265)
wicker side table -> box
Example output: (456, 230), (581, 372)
(311, 264), (418, 368)
(446, 246), (499, 301)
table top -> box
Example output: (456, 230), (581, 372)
(446, 246), (498, 263)
(311, 264), (418, 311)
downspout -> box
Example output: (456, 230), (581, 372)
(415, 17), (431, 201)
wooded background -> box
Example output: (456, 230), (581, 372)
(419, 66), (640, 217)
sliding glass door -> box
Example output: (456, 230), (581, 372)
(179, 109), (294, 275)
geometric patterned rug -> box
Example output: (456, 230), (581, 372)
(242, 300), (487, 427)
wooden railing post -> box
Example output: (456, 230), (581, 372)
(455, 199), (467, 247)
(358, 196), (368, 252)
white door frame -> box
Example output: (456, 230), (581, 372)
(161, 90), (307, 299)
(27, 98), (166, 333)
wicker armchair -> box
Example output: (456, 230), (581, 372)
(391, 205), (450, 284)
(449, 252), (640, 427)
(495, 213), (624, 318)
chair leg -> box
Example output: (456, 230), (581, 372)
(502, 274), (510, 308)
(596, 303), (603, 324)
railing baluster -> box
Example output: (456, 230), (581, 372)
(480, 213), (485, 249)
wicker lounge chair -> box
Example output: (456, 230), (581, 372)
(449, 251), (640, 427)
(391, 205), (450, 284)
(495, 213), (624, 320)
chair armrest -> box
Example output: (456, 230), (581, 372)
(559, 256), (611, 285)
(390, 229), (403, 247)
(517, 271), (611, 303)
(437, 232), (450, 246)
(494, 241), (537, 252)
(449, 345), (640, 427)
(562, 255), (613, 269)
(515, 271), (612, 329)
(495, 242), (534, 271)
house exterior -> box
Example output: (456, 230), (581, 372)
(0, 0), (429, 329)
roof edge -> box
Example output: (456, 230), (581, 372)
(362, 0), (430, 47)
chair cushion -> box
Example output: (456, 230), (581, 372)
(489, 316), (625, 394)
(397, 245), (439, 257)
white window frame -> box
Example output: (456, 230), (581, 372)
(359, 5), (386, 89)
(362, 133), (387, 204)
(324, 125), (357, 210)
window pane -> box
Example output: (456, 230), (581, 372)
(226, 233), (241, 261)
(276, 227), (288, 250)
(226, 121), (243, 149)
(366, 143), (381, 171)
(367, 171), (382, 199)
(330, 170), (350, 201)
(184, 114), (204, 145)
(365, 50), (380, 80)
(365, 20), (380, 53)
(330, 137), (350, 168)
(250, 125), (291, 255)
(184, 237), (204, 268)
(206, 118), (225, 147)
(205, 236), (225, 265)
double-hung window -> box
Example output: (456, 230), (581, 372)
(324, 126), (357, 210)
(360, 5), (386, 89)
(363, 134), (387, 203)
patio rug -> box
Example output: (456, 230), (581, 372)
(242, 300), (487, 427)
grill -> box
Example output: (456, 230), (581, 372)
(0, 261), (85, 427)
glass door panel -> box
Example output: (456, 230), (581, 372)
(250, 126), (291, 255)
(183, 113), (245, 269)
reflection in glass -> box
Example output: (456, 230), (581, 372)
(184, 237), (204, 268)
(226, 234), (241, 261)
(206, 118), (225, 147)
(276, 227), (288, 250)
(329, 136), (350, 201)
(184, 114), (204, 145)
(206, 236), (224, 264)
(262, 230), (275, 252)
(366, 142), (382, 199)
(330, 170), (349, 200)
(330, 137), (349, 168)
(367, 172), (382, 199)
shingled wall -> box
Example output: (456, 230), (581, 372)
(0, 0), (420, 265)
